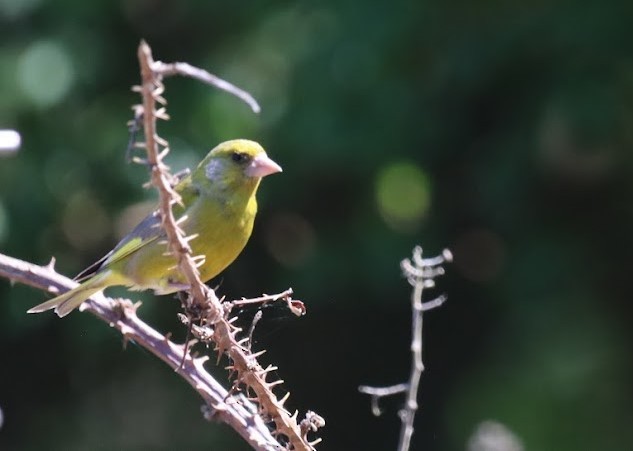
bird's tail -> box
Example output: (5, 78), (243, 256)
(27, 271), (111, 318)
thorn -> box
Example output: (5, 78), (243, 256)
(279, 392), (290, 406)
(231, 326), (243, 335)
(155, 108), (170, 119)
(195, 355), (210, 365)
(268, 379), (284, 388)
(257, 365), (278, 375)
(151, 86), (165, 97)
(250, 349), (266, 359)
(46, 257), (56, 270)
(176, 214), (189, 225)
(158, 147), (170, 159)
(185, 233), (200, 243)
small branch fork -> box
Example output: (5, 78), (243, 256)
(224, 288), (306, 318)
(359, 246), (452, 451)
(133, 41), (321, 449)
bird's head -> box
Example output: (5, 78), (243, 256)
(195, 139), (282, 197)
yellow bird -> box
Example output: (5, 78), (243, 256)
(28, 139), (282, 317)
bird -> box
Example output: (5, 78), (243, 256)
(28, 139), (282, 317)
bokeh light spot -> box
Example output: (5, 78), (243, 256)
(0, 130), (21, 155)
(16, 40), (74, 108)
(0, 0), (42, 19)
(375, 161), (431, 232)
(467, 420), (524, 451)
(264, 212), (316, 268)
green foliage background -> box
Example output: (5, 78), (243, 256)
(1, 1), (633, 450)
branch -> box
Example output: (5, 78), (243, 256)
(0, 252), (281, 450)
(134, 41), (320, 449)
(153, 61), (260, 114)
(359, 246), (451, 451)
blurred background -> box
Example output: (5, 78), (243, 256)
(1, 1), (633, 450)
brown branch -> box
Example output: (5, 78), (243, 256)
(0, 252), (281, 450)
(153, 61), (260, 114)
(135, 41), (320, 449)
(224, 288), (306, 317)
(359, 246), (451, 451)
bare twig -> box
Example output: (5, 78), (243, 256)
(359, 246), (451, 451)
(134, 41), (319, 449)
(153, 61), (260, 114)
(358, 384), (408, 416)
(0, 252), (281, 450)
(224, 288), (306, 317)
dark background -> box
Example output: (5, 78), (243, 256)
(1, 1), (633, 450)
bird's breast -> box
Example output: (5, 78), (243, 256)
(185, 195), (257, 282)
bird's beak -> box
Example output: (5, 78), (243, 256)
(245, 153), (283, 178)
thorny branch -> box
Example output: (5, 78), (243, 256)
(0, 253), (281, 450)
(359, 246), (451, 451)
(134, 41), (321, 449)
(0, 41), (320, 450)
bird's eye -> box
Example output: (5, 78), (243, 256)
(231, 152), (249, 164)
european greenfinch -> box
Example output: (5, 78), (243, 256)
(28, 139), (282, 317)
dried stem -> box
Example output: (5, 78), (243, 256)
(135, 41), (320, 449)
(153, 61), (260, 113)
(225, 288), (306, 317)
(0, 252), (280, 450)
(359, 246), (451, 451)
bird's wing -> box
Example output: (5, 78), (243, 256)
(75, 211), (163, 281)
(74, 176), (201, 281)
